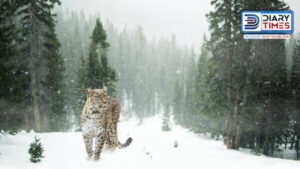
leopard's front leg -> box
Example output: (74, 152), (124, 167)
(83, 134), (93, 160)
(94, 131), (106, 161)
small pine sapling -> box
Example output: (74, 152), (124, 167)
(28, 136), (44, 163)
(174, 140), (179, 148)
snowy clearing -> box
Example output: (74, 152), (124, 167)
(0, 116), (299, 169)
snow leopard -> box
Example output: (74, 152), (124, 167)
(81, 87), (132, 160)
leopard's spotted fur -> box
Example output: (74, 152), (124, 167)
(81, 87), (132, 161)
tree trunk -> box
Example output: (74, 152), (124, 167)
(30, 1), (43, 132)
(33, 89), (42, 132)
(296, 136), (299, 157)
(232, 94), (240, 149)
(234, 126), (242, 149)
(23, 111), (30, 132)
(225, 0), (233, 149)
(284, 134), (288, 149)
(263, 85), (272, 155)
(226, 115), (233, 148)
(233, 91), (248, 149)
(290, 133), (295, 149)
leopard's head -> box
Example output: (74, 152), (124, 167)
(86, 86), (108, 113)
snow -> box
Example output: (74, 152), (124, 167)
(0, 116), (299, 169)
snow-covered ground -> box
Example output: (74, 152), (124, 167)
(0, 116), (299, 169)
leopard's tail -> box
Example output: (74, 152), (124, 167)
(118, 137), (132, 148)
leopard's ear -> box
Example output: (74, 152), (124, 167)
(85, 88), (92, 95)
(103, 86), (107, 94)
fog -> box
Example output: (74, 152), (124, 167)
(60, 0), (299, 50)
(60, 0), (212, 49)
(285, 0), (300, 35)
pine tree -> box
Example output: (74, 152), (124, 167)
(28, 136), (44, 163)
(192, 34), (214, 134)
(0, 0), (31, 133)
(80, 18), (117, 95)
(183, 50), (196, 128)
(73, 54), (88, 127)
(99, 47), (117, 97)
(17, 0), (62, 132)
(204, 0), (289, 152)
(43, 11), (66, 131)
(290, 39), (300, 157)
(131, 27), (155, 119)
(162, 102), (171, 131)
(206, 0), (239, 148)
(242, 0), (289, 155)
(56, 10), (84, 128)
(173, 80), (184, 125)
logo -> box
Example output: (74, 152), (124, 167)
(244, 14), (260, 30)
(241, 10), (293, 34)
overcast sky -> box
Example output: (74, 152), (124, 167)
(60, 0), (299, 51)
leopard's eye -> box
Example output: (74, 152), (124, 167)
(103, 101), (107, 104)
